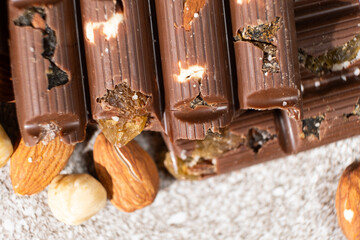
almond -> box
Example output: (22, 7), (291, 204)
(336, 161), (360, 240)
(10, 137), (74, 195)
(93, 133), (159, 212)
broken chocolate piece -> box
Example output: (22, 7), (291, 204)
(8, 0), (87, 146)
(154, 0), (235, 141)
(229, 0), (302, 119)
(80, 0), (162, 147)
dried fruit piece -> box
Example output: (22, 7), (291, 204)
(48, 174), (107, 225)
(336, 161), (360, 240)
(93, 133), (159, 212)
(10, 137), (74, 195)
(0, 124), (13, 168)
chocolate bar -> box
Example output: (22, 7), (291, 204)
(229, 0), (302, 119)
(295, 0), (360, 93)
(80, 0), (163, 148)
(154, 0), (236, 141)
(8, 0), (87, 146)
(163, 1), (360, 179)
(0, 0), (13, 102)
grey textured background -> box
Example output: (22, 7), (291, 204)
(0, 129), (358, 239)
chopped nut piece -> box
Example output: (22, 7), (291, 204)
(165, 130), (245, 180)
(299, 34), (360, 75)
(48, 174), (107, 225)
(301, 115), (325, 139)
(234, 17), (282, 73)
(183, 0), (206, 31)
(0, 124), (13, 168)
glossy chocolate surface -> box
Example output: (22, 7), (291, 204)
(229, 0), (302, 119)
(8, 0), (87, 146)
(154, 0), (235, 141)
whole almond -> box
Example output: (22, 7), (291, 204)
(11, 137), (74, 195)
(336, 161), (360, 240)
(93, 133), (159, 212)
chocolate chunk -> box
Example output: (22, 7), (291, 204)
(8, 0), (87, 146)
(154, 0), (235, 141)
(229, 0), (302, 119)
(80, 0), (162, 148)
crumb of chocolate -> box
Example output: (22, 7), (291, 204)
(97, 82), (149, 148)
(183, 0), (206, 31)
(301, 115), (325, 139)
(299, 34), (360, 76)
(14, 7), (69, 90)
(234, 17), (281, 73)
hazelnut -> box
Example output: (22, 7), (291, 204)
(336, 161), (360, 240)
(48, 174), (107, 225)
(0, 124), (13, 168)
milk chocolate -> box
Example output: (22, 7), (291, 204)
(229, 0), (302, 119)
(80, 0), (162, 147)
(164, 81), (360, 179)
(295, 0), (360, 93)
(8, 0), (87, 146)
(154, 0), (235, 141)
(163, 0), (360, 179)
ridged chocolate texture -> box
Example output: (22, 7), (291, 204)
(295, 0), (360, 94)
(8, 0), (87, 146)
(80, 0), (161, 125)
(165, 81), (360, 178)
(154, 0), (235, 141)
(229, 0), (302, 119)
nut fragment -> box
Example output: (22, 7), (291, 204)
(0, 124), (13, 168)
(48, 174), (107, 225)
(93, 133), (159, 212)
(336, 161), (360, 240)
(10, 137), (74, 195)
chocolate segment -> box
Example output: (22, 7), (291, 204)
(295, 0), (360, 94)
(229, 0), (302, 119)
(8, 0), (87, 146)
(154, 0), (235, 141)
(80, 0), (162, 147)
(164, 81), (360, 179)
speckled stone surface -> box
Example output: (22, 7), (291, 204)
(0, 121), (358, 239)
